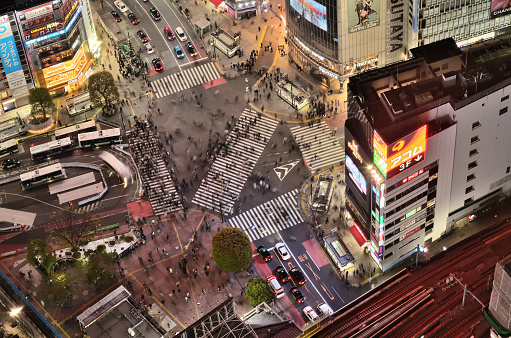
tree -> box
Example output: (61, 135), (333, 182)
(46, 207), (99, 252)
(28, 88), (56, 120)
(86, 251), (116, 290)
(88, 71), (120, 110)
(246, 278), (273, 307)
(212, 228), (252, 271)
(27, 239), (57, 277)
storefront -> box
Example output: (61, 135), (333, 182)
(323, 235), (355, 273)
(225, 0), (261, 19)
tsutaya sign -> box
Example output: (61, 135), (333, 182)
(387, 0), (405, 63)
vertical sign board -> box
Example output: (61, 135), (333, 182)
(386, 0), (406, 63)
(0, 16), (28, 98)
(79, 0), (97, 53)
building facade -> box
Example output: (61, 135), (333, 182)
(0, 0), (99, 110)
(224, 0), (264, 20)
(285, 0), (511, 89)
(345, 38), (511, 271)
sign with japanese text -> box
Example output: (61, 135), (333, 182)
(0, 16), (28, 97)
(22, 3), (53, 20)
(27, 13), (55, 29)
(26, 21), (64, 39)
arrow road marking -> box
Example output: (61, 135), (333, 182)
(273, 160), (299, 181)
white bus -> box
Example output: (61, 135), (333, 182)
(66, 93), (95, 117)
(20, 163), (66, 189)
(30, 137), (73, 160)
(0, 114), (28, 140)
(0, 139), (19, 158)
(78, 128), (122, 148)
(55, 121), (97, 140)
(99, 151), (132, 188)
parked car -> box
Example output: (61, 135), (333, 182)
(1, 158), (20, 169)
(152, 57), (164, 72)
(290, 287), (306, 304)
(174, 45), (184, 59)
(111, 11), (122, 22)
(144, 43), (154, 54)
(257, 245), (272, 262)
(275, 242), (291, 260)
(149, 8), (161, 21)
(127, 13), (140, 25)
(175, 27), (187, 41)
(290, 266), (307, 285)
(317, 302), (334, 316)
(137, 30), (149, 43)
(114, 0), (129, 12)
(274, 266), (291, 284)
(266, 276), (284, 299)
(303, 306), (319, 322)
(164, 26), (175, 40)
(186, 42), (197, 56)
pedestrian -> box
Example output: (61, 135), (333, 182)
(258, 26), (261, 32)
(176, 281), (180, 288)
(161, 298), (165, 305)
(172, 289), (176, 294)
(202, 289), (205, 295)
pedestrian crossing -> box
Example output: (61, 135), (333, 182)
(152, 62), (222, 98)
(192, 108), (278, 214)
(228, 189), (303, 242)
(127, 124), (182, 216)
(75, 201), (101, 214)
(290, 121), (345, 173)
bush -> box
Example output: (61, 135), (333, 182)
(123, 236), (133, 243)
(72, 251), (81, 259)
(212, 228), (252, 271)
(96, 245), (106, 253)
(246, 278), (273, 307)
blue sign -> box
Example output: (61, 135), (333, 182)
(0, 22), (23, 75)
(25, 7), (82, 46)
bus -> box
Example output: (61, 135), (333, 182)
(99, 151), (132, 187)
(20, 163), (66, 189)
(0, 139), (19, 158)
(0, 114), (28, 140)
(66, 93), (95, 117)
(55, 121), (97, 140)
(78, 128), (122, 148)
(30, 137), (73, 160)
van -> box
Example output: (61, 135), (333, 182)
(175, 27), (187, 41)
(303, 306), (319, 322)
(317, 302), (334, 316)
(266, 276), (284, 299)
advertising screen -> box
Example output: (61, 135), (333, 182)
(290, 0), (327, 31)
(348, 0), (380, 33)
(0, 16), (28, 98)
(490, 0), (511, 19)
(373, 125), (427, 179)
(346, 154), (367, 195)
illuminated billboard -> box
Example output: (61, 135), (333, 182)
(348, 0), (380, 33)
(290, 0), (327, 31)
(345, 154), (367, 195)
(490, 0), (511, 19)
(373, 125), (427, 179)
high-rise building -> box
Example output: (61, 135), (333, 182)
(285, 0), (511, 90)
(0, 0), (100, 110)
(486, 254), (511, 337)
(345, 38), (511, 271)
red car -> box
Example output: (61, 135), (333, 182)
(164, 26), (175, 40)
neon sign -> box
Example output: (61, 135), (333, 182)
(348, 140), (363, 164)
(346, 154), (367, 195)
(25, 6), (81, 46)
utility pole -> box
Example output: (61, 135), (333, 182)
(449, 273), (486, 309)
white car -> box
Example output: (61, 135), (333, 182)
(275, 242), (290, 260)
(317, 302), (334, 316)
(144, 43), (154, 54)
(114, 0), (129, 12)
(303, 306), (319, 322)
(266, 276), (284, 299)
(175, 27), (187, 41)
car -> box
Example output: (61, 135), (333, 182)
(1, 158), (20, 169)
(274, 266), (291, 283)
(144, 43), (154, 54)
(266, 276), (284, 299)
(164, 26), (175, 40)
(127, 13), (140, 25)
(175, 27), (187, 41)
(174, 45), (184, 59)
(114, 0), (129, 12)
(152, 57), (164, 72)
(111, 11), (122, 22)
(290, 287), (306, 303)
(290, 266), (307, 285)
(275, 242), (290, 260)
(257, 245), (272, 262)
(149, 8), (161, 21)
(137, 30), (149, 43)
(303, 306), (319, 322)
(186, 42), (197, 56)
(317, 302), (334, 316)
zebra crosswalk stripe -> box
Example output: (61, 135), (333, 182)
(228, 189), (303, 242)
(75, 201), (101, 214)
(290, 121), (345, 173)
(192, 109), (278, 213)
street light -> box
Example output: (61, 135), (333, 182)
(10, 307), (22, 317)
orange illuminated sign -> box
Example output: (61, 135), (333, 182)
(373, 125), (427, 179)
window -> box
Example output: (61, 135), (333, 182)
(501, 95), (509, 102)
(464, 197), (474, 205)
(469, 148), (478, 157)
(465, 186), (475, 194)
(384, 252), (394, 259)
(471, 120), (482, 129)
(468, 161), (478, 170)
(442, 63), (449, 69)
(470, 135), (480, 144)
(500, 107), (508, 115)
(467, 173), (476, 182)
(507, 166), (510, 174)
